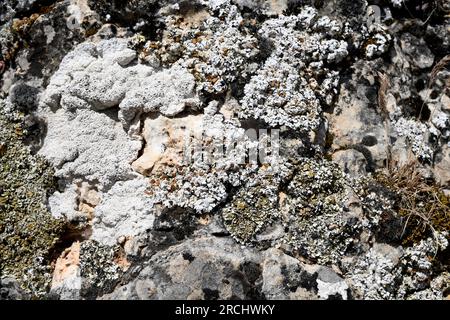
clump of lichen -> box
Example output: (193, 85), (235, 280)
(139, 1), (260, 95)
(0, 106), (65, 297)
(374, 161), (450, 246)
(79, 240), (122, 299)
(144, 107), (262, 213)
(222, 177), (279, 243)
(281, 157), (367, 264)
(221, 156), (378, 265)
(286, 158), (347, 215)
(239, 7), (349, 131)
(345, 232), (448, 300)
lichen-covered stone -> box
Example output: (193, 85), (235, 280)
(1, 0), (449, 301)
(0, 102), (66, 297)
(240, 7), (348, 130)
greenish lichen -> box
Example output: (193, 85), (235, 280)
(79, 240), (122, 299)
(221, 157), (364, 265)
(286, 158), (347, 216)
(220, 157), (384, 265)
(281, 158), (362, 264)
(222, 177), (279, 243)
(0, 105), (65, 297)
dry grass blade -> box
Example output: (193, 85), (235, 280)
(429, 54), (450, 86)
(377, 72), (390, 119)
(377, 72), (392, 169)
(418, 54), (450, 132)
(376, 160), (450, 247)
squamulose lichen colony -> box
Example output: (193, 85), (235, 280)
(0, 0), (449, 300)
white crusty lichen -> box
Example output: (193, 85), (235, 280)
(390, 0), (405, 8)
(145, 102), (271, 213)
(118, 64), (200, 126)
(364, 32), (392, 58)
(239, 6), (347, 131)
(346, 244), (403, 299)
(393, 117), (434, 161)
(41, 38), (201, 128)
(431, 111), (449, 136)
(141, 1), (259, 95)
(39, 107), (142, 189)
(347, 232), (448, 299)
(91, 178), (155, 246)
(41, 38), (144, 111)
(38, 38), (205, 245)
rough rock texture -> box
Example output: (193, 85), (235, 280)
(50, 241), (81, 300)
(100, 236), (349, 300)
(240, 8), (347, 131)
(1, 0), (449, 300)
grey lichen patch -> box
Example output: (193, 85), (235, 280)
(145, 103), (262, 213)
(140, 1), (260, 95)
(392, 117), (435, 162)
(239, 7), (349, 130)
(79, 240), (122, 299)
(345, 233), (448, 299)
(0, 104), (66, 297)
(286, 158), (347, 215)
(222, 177), (280, 243)
(220, 156), (374, 264)
(281, 158), (362, 264)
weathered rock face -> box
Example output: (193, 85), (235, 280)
(0, 277), (30, 300)
(51, 241), (81, 300)
(1, 0), (449, 300)
(100, 236), (350, 300)
(132, 114), (204, 176)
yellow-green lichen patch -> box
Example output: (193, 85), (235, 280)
(282, 158), (359, 264)
(222, 180), (279, 244)
(0, 108), (66, 297)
